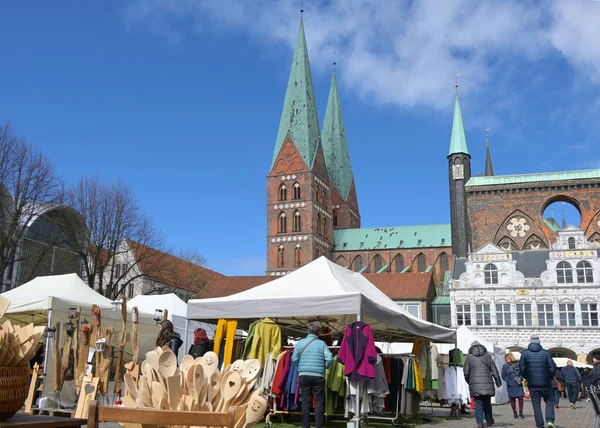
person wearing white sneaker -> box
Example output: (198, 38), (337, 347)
(561, 360), (581, 409)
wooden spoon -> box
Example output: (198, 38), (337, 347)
(189, 388), (199, 411)
(145, 351), (160, 372)
(192, 364), (206, 396)
(158, 350), (178, 379)
(242, 360), (261, 383)
(181, 355), (194, 373)
(219, 371), (243, 412)
(124, 372), (138, 399)
(151, 381), (166, 407)
(138, 389), (153, 408)
(158, 395), (169, 410)
(241, 396), (267, 428)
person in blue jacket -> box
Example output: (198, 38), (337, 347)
(501, 353), (525, 419)
(520, 335), (557, 428)
(561, 360), (581, 408)
(292, 322), (333, 428)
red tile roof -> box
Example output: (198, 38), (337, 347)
(199, 276), (276, 298)
(364, 272), (434, 300)
(129, 241), (223, 293)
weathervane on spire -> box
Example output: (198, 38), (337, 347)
(486, 128), (490, 144)
(455, 73), (461, 92)
(300, 0), (304, 13)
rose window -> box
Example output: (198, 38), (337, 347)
(507, 217), (530, 237)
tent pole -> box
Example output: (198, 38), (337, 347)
(41, 308), (53, 398)
(184, 318), (191, 361)
(355, 310), (361, 428)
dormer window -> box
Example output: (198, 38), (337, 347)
(568, 237), (576, 249)
(557, 261), (573, 283)
(576, 260), (593, 283)
(484, 264), (498, 285)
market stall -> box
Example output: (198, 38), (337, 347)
(0, 274), (158, 403)
(186, 256), (457, 424)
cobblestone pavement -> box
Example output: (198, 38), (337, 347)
(418, 399), (596, 428)
(93, 398), (597, 427)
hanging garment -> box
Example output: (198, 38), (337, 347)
(242, 320), (259, 358)
(337, 321), (377, 381)
(413, 360), (424, 393)
(271, 351), (290, 396)
(247, 318), (282, 366)
(258, 351), (277, 395)
(213, 319), (238, 367)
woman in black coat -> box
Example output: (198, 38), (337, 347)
(464, 342), (502, 428)
(156, 320), (183, 358)
(501, 353), (525, 419)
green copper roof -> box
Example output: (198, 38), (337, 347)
(544, 217), (561, 232)
(466, 169), (600, 187)
(271, 19), (321, 170)
(333, 224), (451, 251)
(448, 93), (469, 156)
(432, 296), (451, 305)
(321, 70), (354, 200)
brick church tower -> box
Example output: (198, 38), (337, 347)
(266, 19), (334, 276)
(448, 88), (472, 258)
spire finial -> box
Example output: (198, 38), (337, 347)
(485, 128), (490, 145)
(300, 0), (304, 14)
(455, 73), (461, 93)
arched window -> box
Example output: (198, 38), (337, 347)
(323, 217), (327, 235)
(317, 213), (322, 235)
(279, 184), (287, 201)
(417, 253), (427, 272)
(315, 247), (320, 258)
(484, 264), (498, 284)
(293, 183), (301, 200)
(373, 255), (383, 272)
(333, 210), (338, 227)
(577, 260), (593, 283)
(316, 185), (321, 203)
(439, 253), (449, 272)
(293, 211), (301, 232)
(355, 256), (363, 272)
(278, 245), (285, 267)
(278, 212), (287, 233)
(395, 255), (404, 272)
(295, 244), (301, 266)
(568, 237), (576, 249)
(557, 261), (573, 283)
(321, 190), (326, 203)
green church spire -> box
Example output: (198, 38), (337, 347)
(484, 129), (494, 176)
(321, 68), (354, 200)
(271, 19), (321, 170)
(448, 92), (470, 156)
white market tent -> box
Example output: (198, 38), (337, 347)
(187, 257), (456, 344)
(128, 293), (238, 364)
(1, 273), (158, 400)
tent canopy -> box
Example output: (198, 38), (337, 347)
(187, 257), (456, 343)
(1, 273), (117, 325)
(456, 325), (494, 354)
(127, 293), (187, 320)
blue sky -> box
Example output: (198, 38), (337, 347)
(1, 1), (599, 275)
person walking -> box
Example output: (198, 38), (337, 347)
(561, 360), (581, 408)
(188, 328), (213, 359)
(156, 320), (183, 358)
(519, 335), (557, 428)
(501, 353), (525, 419)
(292, 322), (333, 428)
(592, 354), (600, 387)
(464, 341), (501, 428)
(582, 369), (592, 402)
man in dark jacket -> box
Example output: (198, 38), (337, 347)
(592, 354), (600, 387)
(464, 342), (501, 428)
(561, 360), (581, 408)
(519, 335), (557, 428)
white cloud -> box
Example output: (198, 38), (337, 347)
(122, 0), (600, 114)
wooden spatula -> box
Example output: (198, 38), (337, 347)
(166, 375), (181, 412)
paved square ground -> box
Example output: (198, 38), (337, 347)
(418, 398), (596, 428)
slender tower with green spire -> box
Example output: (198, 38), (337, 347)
(448, 77), (472, 258)
(266, 17), (334, 275)
(321, 65), (360, 229)
(484, 129), (495, 176)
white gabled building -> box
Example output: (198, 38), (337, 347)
(449, 226), (600, 362)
